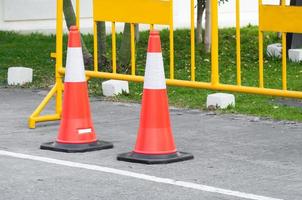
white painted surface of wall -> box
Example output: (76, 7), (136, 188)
(0, 0), (289, 34)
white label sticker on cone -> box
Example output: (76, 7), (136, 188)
(65, 47), (86, 82)
(78, 128), (92, 135)
(143, 53), (166, 89)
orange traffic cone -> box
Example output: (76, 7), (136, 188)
(117, 31), (193, 164)
(41, 26), (113, 153)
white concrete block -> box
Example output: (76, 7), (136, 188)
(206, 93), (235, 109)
(267, 43), (282, 58)
(7, 67), (33, 85)
(288, 49), (302, 62)
(102, 80), (129, 97)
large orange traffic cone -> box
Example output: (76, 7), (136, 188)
(41, 26), (113, 153)
(117, 31), (193, 164)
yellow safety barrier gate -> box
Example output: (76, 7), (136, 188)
(29, 0), (302, 128)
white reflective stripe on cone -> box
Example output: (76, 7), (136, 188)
(143, 53), (166, 89)
(64, 47), (86, 82)
(78, 128), (92, 135)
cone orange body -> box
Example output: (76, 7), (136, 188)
(57, 82), (96, 144)
(134, 32), (176, 154)
(57, 26), (96, 144)
(40, 26), (113, 152)
(117, 31), (193, 164)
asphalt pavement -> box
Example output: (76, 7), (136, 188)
(0, 88), (301, 200)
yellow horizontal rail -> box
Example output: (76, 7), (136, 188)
(31, 115), (61, 123)
(58, 68), (302, 99)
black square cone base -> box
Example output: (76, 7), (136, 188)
(40, 140), (113, 153)
(117, 151), (193, 164)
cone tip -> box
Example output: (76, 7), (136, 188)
(147, 30), (161, 53)
(150, 30), (160, 36)
(69, 26), (78, 32)
(68, 25), (81, 48)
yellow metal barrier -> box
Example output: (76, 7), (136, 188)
(29, 0), (302, 128)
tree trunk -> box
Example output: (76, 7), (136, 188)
(204, 0), (211, 53)
(63, 0), (92, 67)
(135, 24), (140, 43)
(97, 22), (107, 70)
(196, 0), (205, 44)
(118, 23), (131, 72)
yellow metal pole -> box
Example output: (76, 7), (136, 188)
(150, 24), (154, 31)
(28, 0), (64, 128)
(281, 0), (287, 90)
(282, 32), (287, 90)
(236, 0), (241, 86)
(59, 68), (302, 99)
(57, 66), (302, 99)
(131, 23), (136, 75)
(258, 0), (264, 88)
(281, 0), (286, 5)
(28, 84), (58, 128)
(30, 84), (57, 118)
(56, 0), (63, 73)
(211, 0), (219, 85)
(56, 0), (63, 116)
(259, 31), (264, 88)
(76, 0), (80, 29)
(169, 0), (174, 79)
(32, 115), (61, 124)
(190, 0), (196, 81)
(112, 22), (117, 74)
(93, 22), (98, 72)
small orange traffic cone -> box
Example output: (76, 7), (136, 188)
(117, 31), (193, 164)
(41, 26), (113, 153)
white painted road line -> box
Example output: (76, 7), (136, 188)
(0, 150), (283, 200)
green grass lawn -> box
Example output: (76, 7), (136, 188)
(1, 26), (302, 121)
